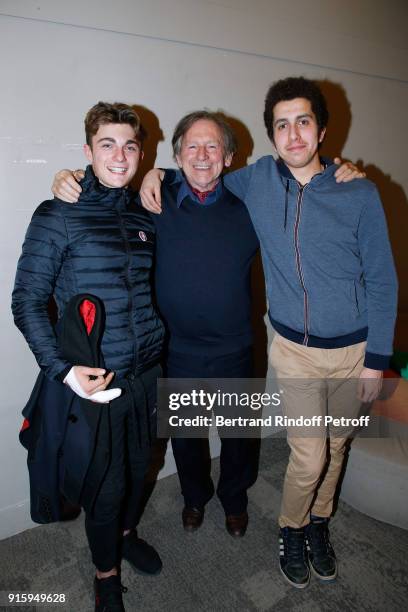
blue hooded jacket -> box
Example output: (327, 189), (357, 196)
(224, 156), (398, 370)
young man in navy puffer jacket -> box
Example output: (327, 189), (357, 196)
(12, 102), (164, 612)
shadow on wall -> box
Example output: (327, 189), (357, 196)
(219, 112), (254, 172)
(363, 163), (408, 349)
(318, 80), (408, 349)
(318, 79), (352, 159)
(131, 104), (164, 191)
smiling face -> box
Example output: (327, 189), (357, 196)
(272, 97), (326, 181)
(175, 119), (233, 192)
(84, 123), (142, 188)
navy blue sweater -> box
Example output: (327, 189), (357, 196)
(152, 177), (259, 356)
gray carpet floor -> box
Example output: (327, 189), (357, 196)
(1, 436), (407, 612)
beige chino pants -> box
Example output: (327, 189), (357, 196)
(269, 333), (365, 528)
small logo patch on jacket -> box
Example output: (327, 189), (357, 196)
(139, 231), (147, 241)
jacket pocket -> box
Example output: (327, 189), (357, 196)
(352, 279), (366, 316)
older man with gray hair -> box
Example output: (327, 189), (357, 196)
(154, 111), (261, 536)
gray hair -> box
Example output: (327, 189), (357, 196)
(171, 110), (237, 159)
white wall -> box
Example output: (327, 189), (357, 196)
(1, 0), (407, 539)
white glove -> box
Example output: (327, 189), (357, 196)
(64, 367), (122, 404)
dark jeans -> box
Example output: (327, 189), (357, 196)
(166, 347), (259, 515)
(84, 364), (160, 572)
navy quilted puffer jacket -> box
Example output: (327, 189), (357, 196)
(12, 166), (164, 380)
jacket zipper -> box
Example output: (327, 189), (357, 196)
(116, 195), (138, 371)
(293, 184), (309, 345)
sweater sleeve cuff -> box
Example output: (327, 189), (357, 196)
(364, 352), (390, 370)
(163, 168), (181, 185)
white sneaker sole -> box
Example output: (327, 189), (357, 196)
(279, 565), (310, 589)
(309, 560), (337, 582)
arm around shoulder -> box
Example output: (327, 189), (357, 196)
(52, 168), (84, 203)
(223, 156), (278, 201)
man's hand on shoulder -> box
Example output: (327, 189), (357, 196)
(333, 158), (366, 183)
(357, 367), (383, 402)
(52, 169), (84, 203)
(140, 168), (165, 214)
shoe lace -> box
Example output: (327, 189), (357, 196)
(285, 529), (306, 563)
(308, 521), (332, 558)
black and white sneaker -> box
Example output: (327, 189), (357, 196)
(94, 575), (127, 612)
(305, 516), (337, 581)
(279, 527), (310, 588)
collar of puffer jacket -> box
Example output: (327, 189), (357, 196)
(77, 165), (135, 207)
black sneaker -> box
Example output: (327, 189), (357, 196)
(121, 530), (162, 575)
(94, 575), (127, 612)
(279, 527), (310, 588)
(305, 516), (337, 581)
